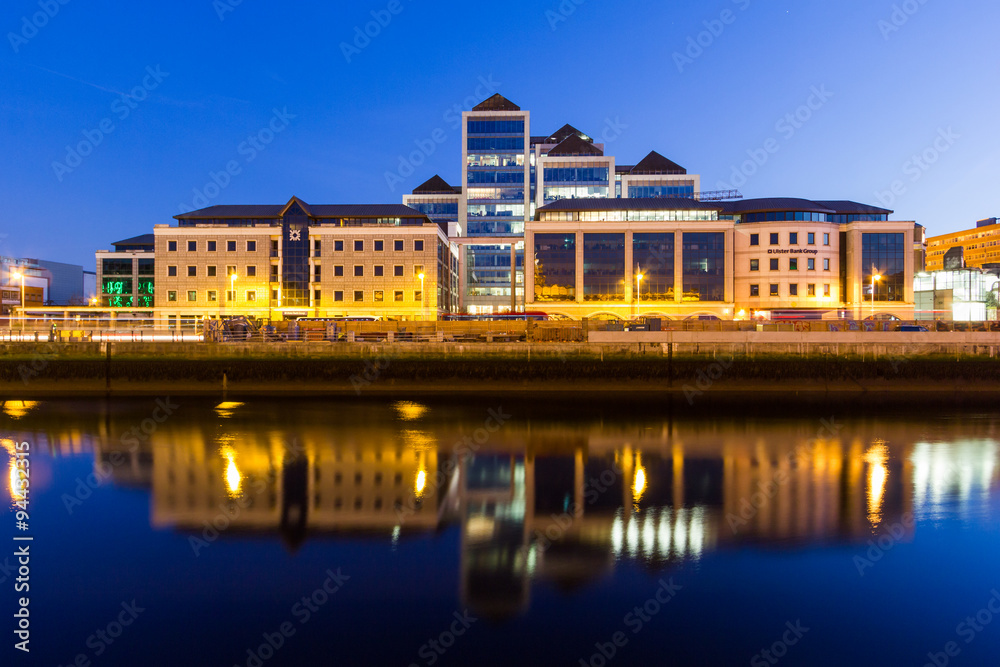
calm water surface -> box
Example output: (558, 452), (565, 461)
(2, 395), (1000, 666)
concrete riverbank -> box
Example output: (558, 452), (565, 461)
(1, 337), (999, 397)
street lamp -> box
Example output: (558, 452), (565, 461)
(871, 274), (881, 319)
(230, 273), (238, 312)
(418, 272), (425, 321)
(636, 271), (644, 319)
(11, 271), (23, 332)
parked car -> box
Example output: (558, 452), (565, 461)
(897, 325), (929, 332)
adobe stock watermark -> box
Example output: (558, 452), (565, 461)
(682, 356), (735, 405)
(750, 620), (810, 667)
(579, 578), (683, 666)
(213, 0), (245, 21)
(384, 75), (501, 192)
(853, 512), (915, 576)
(54, 600), (145, 666)
(546, 0), (586, 31)
(7, 0), (71, 53)
(62, 397), (180, 514)
(715, 85), (833, 192)
(52, 65), (170, 182)
(341, 0), (408, 63)
(177, 107), (296, 213)
(921, 589), (1000, 667)
(233, 568), (349, 667)
(727, 417), (844, 533)
(878, 0), (932, 40)
(408, 610), (478, 667)
(673, 0), (752, 73)
(873, 127), (959, 209)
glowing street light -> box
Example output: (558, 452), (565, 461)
(636, 271), (644, 318)
(418, 272), (425, 321)
(871, 273), (882, 319)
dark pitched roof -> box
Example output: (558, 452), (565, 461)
(412, 175), (456, 194)
(813, 200), (893, 215)
(718, 198), (836, 215)
(112, 234), (155, 247)
(175, 203), (427, 220)
(545, 124), (592, 144)
(546, 134), (604, 157)
(615, 165), (635, 174)
(630, 151), (687, 175)
(473, 94), (520, 111)
(537, 198), (722, 213)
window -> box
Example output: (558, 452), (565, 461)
(208, 291), (217, 302)
(187, 291), (197, 302)
(807, 233), (815, 245)
(823, 259), (830, 271)
(414, 265), (424, 277)
(168, 291), (177, 301)
(168, 266), (177, 277)
(246, 291), (256, 302)
(789, 258), (798, 271)
(374, 290), (384, 302)
(394, 290), (404, 302)
(247, 241), (256, 252)
(226, 290), (235, 302)
(808, 284), (816, 296)
(750, 284), (760, 297)
(394, 240), (404, 251)
(246, 265), (256, 277)
(168, 241), (177, 252)
(415, 291), (422, 302)
(270, 265), (278, 280)
(313, 265), (320, 280)
(334, 240), (344, 252)
(354, 240), (364, 252)
(414, 240), (424, 252)
(769, 259), (779, 271)
(334, 291), (344, 302)
(770, 233), (779, 245)
(187, 241), (197, 252)
(208, 241), (217, 252)
(354, 265), (364, 277)
(750, 259), (759, 272)
(187, 266), (196, 277)
(334, 265), (344, 277)
(227, 241), (236, 252)
(789, 284), (798, 296)
(374, 265), (384, 277)
(207, 266), (217, 277)
(375, 240), (384, 252)
(769, 284), (779, 297)
(314, 290), (321, 303)
(354, 290), (364, 302)
(824, 284), (831, 297)
(823, 233), (830, 246)
(789, 233), (798, 245)
(394, 265), (404, 277)
(750, 234), (759, 246)
(807, 258), (815, 271)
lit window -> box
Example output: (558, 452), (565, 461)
(750, 259), (759, 271)
(769, 284), (778, 296)
(187, 291), (197, 302)
(750, 284), (759, 297)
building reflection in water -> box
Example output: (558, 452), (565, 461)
(6, 397), (1000, 620)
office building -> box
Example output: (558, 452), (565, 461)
(926, 218), (1000, 271)
(96, 234), (156, 308)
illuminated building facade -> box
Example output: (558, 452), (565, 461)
(151, 197), (458, 325)
(526, 197), (916, 320)
(95, 234), (155, 309)
(926, 218), (1000, 271)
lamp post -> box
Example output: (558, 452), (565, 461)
(12, 271), (24, 332)
(418, 272), (425, 321)
(230, 273), (238, 314)
(871, 274), (881, 320)
(636, 271), (644, 319)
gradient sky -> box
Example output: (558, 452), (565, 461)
(1, 0), (998, 268)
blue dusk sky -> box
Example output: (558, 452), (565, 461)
(1, 0), (998, 267)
